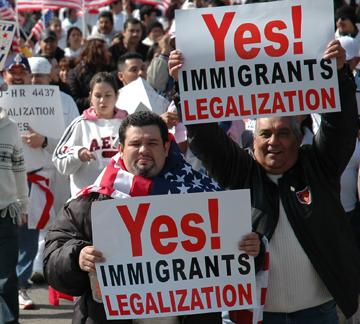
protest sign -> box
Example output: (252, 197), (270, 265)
(91, 189), (256, 319)
(0, 85), (65, 137)
(0, 20), (16, 71)
(0, 85), (65, 172)
(175, 0), (339, 124)
(116, 78), (169, 115)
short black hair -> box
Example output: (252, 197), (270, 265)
(140, 5), (157, 21)
(117, 52), (143, 71)
(123, 17), (142, 31)
(119, 111), (168, 145)
(98, 10), (114, 25)
(146, 20), (163, 35)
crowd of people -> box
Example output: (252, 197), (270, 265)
(1, 0), (360, 323)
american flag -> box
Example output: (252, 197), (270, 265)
(17, 0), (82, 11)
(133, 0), (171, 12)
(0, 0), (16, 20)
(29, 10), (54, 40)
(77, 142), (221, 199)
(29, 18), (44, 40)
(83, 0), (112, 9)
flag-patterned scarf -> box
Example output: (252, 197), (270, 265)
(77, 141), (222, 199)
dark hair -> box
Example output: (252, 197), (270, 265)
(98, 10), (114, 25)
(117, 52), (143, 71)
(119, 111), (168, 145)
(89, 71), (118, 94)
(140, 5), (157, 22)
(123, 17), (142, 31)
(78, 38), (109, 70)
(66, 26), (82, 46)
(146, 20), (163, 35)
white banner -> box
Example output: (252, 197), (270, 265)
(175, 0), (339, 124)
(0, 85), (65, 137)
(92, 189), (256, 319)
(0, 20), (16, 71)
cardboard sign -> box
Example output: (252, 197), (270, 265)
(0, 20), (16, 71)
(116, 77), (170, 115)
(92, 190), (256, 319)
(175, 0), (339, 124)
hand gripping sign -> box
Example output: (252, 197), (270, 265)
(175, 0), (339, 124)
(91, 190), (257, 319)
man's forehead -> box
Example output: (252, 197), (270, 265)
(125, 125), (161, 139)
(256, 117), (292, 129)
(125, 58), (143, 67)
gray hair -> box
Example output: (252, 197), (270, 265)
(254, 116), (302, 142)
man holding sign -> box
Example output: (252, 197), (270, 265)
(43, 111), (262, 324)
(169, 24), (360, 324)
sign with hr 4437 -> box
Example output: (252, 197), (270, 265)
(91, 190), (256, 319)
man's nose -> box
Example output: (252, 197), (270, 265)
(268, 134), (278, 145)
(139, 144), (148, 153)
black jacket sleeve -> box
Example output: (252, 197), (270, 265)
(43, 194), (98, 296)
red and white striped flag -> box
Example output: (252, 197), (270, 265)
(0, 0), (16, 20)
(17, 0), (82, 11)
(29, 18), (44, 41)
(133, 0), (171, 12)
(83, 0), (111, 9)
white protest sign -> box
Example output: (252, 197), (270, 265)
(0, 85), (65, 137)
(116, 77), (169, 115)
(0, 85), (65, 171)
(175, 0), (339, 124)
(92, 189), (256, 319)
(0, 20), (16, 71)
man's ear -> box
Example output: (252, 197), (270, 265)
(117, 71), (124, 83)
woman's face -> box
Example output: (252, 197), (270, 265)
(90, 82), (117, 119)
(68, 29), (83, 49)
(50, 22), (62, 37)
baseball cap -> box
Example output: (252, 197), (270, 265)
(41, 29), (57, 42)
(28, 57), (52, 74)
(4, 53), (31, 71)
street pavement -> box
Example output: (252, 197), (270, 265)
(19, 283), (74, 324)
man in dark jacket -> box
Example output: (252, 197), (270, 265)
(43, 111), (261, 324)
(168, 40), (360, 324)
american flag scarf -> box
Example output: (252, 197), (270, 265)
(77, 141), (222, 198)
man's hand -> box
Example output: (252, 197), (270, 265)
(238, 232), (260, 257)
(323, 39), (346, 70)
(78, 148), (96, 162)
(161, 111), (179, 129)
(168, 49), (184, 81)
(21, 127), (45, 149)
(79, 246), (105, 273)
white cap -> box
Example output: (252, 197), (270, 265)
(28, 57), (52, 75)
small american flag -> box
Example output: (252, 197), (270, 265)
(29, 18), (44, 41)
(0, 0), (16, 20)
(0, 20), (16, 69)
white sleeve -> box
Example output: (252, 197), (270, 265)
(13, 126), (29, 213)
(52, 117), (86, 175)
